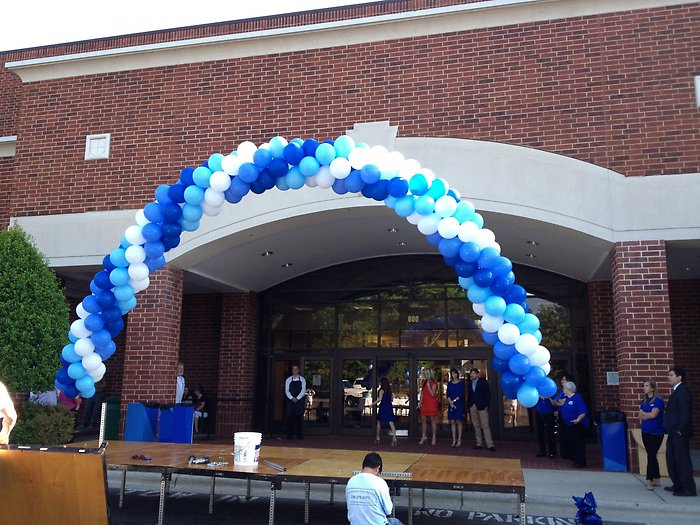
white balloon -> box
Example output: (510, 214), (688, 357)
(348, 148), (369, 170)
(472, 302), (486, 316)
(405, 211), (422, 225)
(221, 154), (242, 176)
(130, 277), (150, 293)
(421, 168), (436, 184)
(70, 319), (91, 339)
(457, 221), (480, 243)
(124, 224), (146, 245)
(475, 228), (496, 248)
(379, 151), (404, 179)
(201, 202), (222, 216)
(529, 346), (551, 367)
(74, 338), (95, 356)
(329, 157), (351, 179)
(236, 141), (257, 163)
(82, 352), (103, 371)
(125, 245), (146, 264)
(258, 142), (270, 150)
(398, 158), (421, 180)
(434, 196), (458, 218)
(76, 302), (89, 319)
(539, 362), (551, 376)
(498, 323), (521, 345)
(417, 214), (441, 235)
(368, 145), (388, 167)
(315, 166), (334, 188)
(88, 363), (107, 381)
(515, 334), (539, 356)
(437, 217), (460, 239)
(209, 170), (232, 192)
(134, 209), (149, 227)
(204, 188), (225, 207)
(305, 176), (318, 188)
(128, 262), (149, 281)
(481, 314), (504, 333)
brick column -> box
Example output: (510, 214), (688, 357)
(588, 281), (619, 410)
(215, 292), (258, 437)
(612, 241), (674, 422)
(120, 265), (184, 432)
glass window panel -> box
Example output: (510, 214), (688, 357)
(342, 359), (375, 429)
(338, 302), (378, 348)
(527, 298), (571, 350)
(446, 299), (488, 349)
(381, 300), (446, 348)
(271, 303), (335, 349)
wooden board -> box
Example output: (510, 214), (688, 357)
(409, 454), (524, 488)
(0, 446), (109, 525)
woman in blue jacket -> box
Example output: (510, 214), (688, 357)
(560, 381), (589, 468)
(638, 379), (665, 490)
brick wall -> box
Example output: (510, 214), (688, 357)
(0, 3), (698, 222)
(588, 281), (619, 410)
(611, 241), (674, 430)
(0, 156), (15, 228)
(216, 292), (258, 437)
(669, 279), (700, 446)
(179, 294), (222, 400)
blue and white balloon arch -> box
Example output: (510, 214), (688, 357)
(54, 135), (557, 407)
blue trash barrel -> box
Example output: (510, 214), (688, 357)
(595, 410), (628, 472)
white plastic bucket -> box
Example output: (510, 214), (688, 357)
(233, 432), (262, 466)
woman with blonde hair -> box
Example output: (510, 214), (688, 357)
(638, 379), (665, 490)
(418, 368), (439, 445)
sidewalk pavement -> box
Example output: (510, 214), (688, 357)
(107, 467), (700, 525)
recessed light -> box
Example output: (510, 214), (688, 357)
(398, 241), (408, 246)
(526, 240), (540, 246)
(387, 228), (399, 233)
(282, 262), (293, 268)
(525, 253), (537, 258)
(261, 251), (274, 257)
(682, 266), (692, 271)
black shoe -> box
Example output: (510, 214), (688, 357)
(673, 491), (697, 497)
(536, 452), (546, 457)
(664, 486), (678, 492)
(473, 445), (483, 450)
(488, 446), (496, 452)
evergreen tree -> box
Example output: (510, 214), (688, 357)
(0, 225), (69, 392)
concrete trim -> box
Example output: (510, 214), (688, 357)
(11, 135), (700, 272)
(0, 135), (17, 157)
(5, 0), (694, 82)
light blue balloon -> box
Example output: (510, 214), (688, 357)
(208, 153), (224, 172)
(517, 383), (539, 408)
(518, 313), (541, 334)
(484, 296), (507, 317)
(298, 156), (320, 177)
(269, 136), (288, 158)
(333, 135), (355, 159)
(458, 276), (474, 290)
(383, 196), (398, 209)
(109, 248), (129, 268)
(193, 166), (212, 188)
(290, 137), (304, 147)
(533, 330), (543, 343)
(409, 174), (429, 196)
(81, 386), (96, 398)
(180, 218), (200, 232)
(76, 374), (95, 393)
(394, 195), (415, 217)
(315, 143), (336, 165)
(453, 200), (475, 223)
(275, 177), (290, 191)
(286, 167), (306, 189)
(109, 267), (130, 287)
(504, 303), (526, 325)
(117, 296), (138, 315)
(62, 344), (81, 363)
(67, 362), (87, 380)
(182, 203), (203, 222)
(426, 178), (448, 199)
(471, 212), (484, 228)
(184, 185), (205, 205)
(467, 285), (490, 304)
(414, 195), (435, 215)
(113, 284), (135, 302)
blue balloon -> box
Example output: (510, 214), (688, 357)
(193, 166), (212, 188)
(492, 357), (509, 373)
(109, 267), (130, 287)
(394, 195), (415, 217)
(454, 261), (477, 278)
(143, 242), (165, 261)
(388, 177), (409, 198)
(81, 386), (97, 399)
(118, 296), (138, 314)
(162, 202), (182, 223)
(179, 167), (195, 186)
(61, 344), (81, 363)
(504, 303), (526, 325)
(101, 307), (122, 324)
(102, 254), (116, 272)
(453, 200), (475, 223)
(67, 362), (87, 380)
(409, 174), (429, 195)
(238, 163), (260, 183)
(105, 319), (125, 338)
(443, 255), (459, 268)
(155, 185), (172, 204)
(224, 187), (243, 203)
(500, 370), (524, 390)
(82, 295), (101, 313)
(438, 237), (462, 258)
(505, 284), (527, 305)
(76, 374), (95, 394)
(344, 170), (365, 193)
(537, 377), (558, 398)
(96, 341), (117, 361)
(286, 167), (306, 189)
(259, 169), (276, 190)
(471, 213), (484, 228)
(473, 268), (494, 287)
(145, 255), (166, 272)
(524, 366), (546, 386)
(267, 157), (288, 178)
(481, 330), (499, 345)
(162, 222), (182, 239)
(113, 284), (135, 302)
(518, 313), (541, 334)
(56, 367), (71, 385)
(533, 330), (543, 343)
(89, 280), (100, 294)
(299, 156), (320, 177)
(283, 143), (304, 165)
(360, 164), (381, 184)
(414, 195), (435, 215)
(109, 249), (129, 268)
(447, 188), (461, 202)
(96, 290), (116, 309)
(268, 136), (288, 158)
(90, 329), (112, 348)
(302, 138), (319, 157)
(426, 178), (447, 199)
(162, 236), (180, 251)
(142, 223), (163, 243)
(517, 383), (540, 408)
(458, 276), (474, 290)
(229, 176), (251, 196)
(68, 332), (79, 343)
(494, 341), (517, 360)
(208, 153), (224, 172)
(63, 383), (79, 399)
(168, 182), (186, 203)
(484, 295), (507, 317)
(467, 284), (491, 304)
(331, 177), (348, 195)
(477, 247), (500, 269)
(315, 142), (336, 165)
(365, 179), (389, 201)
(181, 203), (203, 222)
(459, 242), (481, 263)
(94, 270), (112, 290)
(144, 202), (164, 223)
(120, 235), (131, 250)
(183, 184), (205, 206)
(490, 271), (515, 296)
(426, 232), (442, 246)
(84, 314), (104, 333)
(508, 353), (531, 375)
(492, 256), (513, 277)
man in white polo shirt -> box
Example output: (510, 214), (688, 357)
(0, 380), (18, 445)
(346, 452), (403, 525)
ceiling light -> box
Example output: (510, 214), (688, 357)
(282, 263), (293, 268)
(525, 253), (536, 258)
(261, 251), (274, 257)
(682, 266), (692, 271)
(387, 228), (399, 233)
(526, 240), (540, 246)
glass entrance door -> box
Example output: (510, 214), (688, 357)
(341, 358), (375, 432)
(375, 360), (410, 438)
(416, 359), (451, 437)
(301, 358), (332, 433)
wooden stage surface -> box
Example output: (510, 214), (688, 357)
(72, 440), (525, 525)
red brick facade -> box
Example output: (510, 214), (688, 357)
(588, 281), (619, 410)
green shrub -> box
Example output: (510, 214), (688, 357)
(10, 402), (76, 445)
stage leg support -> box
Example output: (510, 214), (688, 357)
(119, 470), (126, 509)
(421, 487), (426, 511)
(329, 483), (335, 505)
(304, 482), (310, 524)
(519, 491), (526, 525)
(157, 472), (168, 525)
(407, 487), (413, 525)
(209, 477), (216, 515)
(268, 481), (281, 525)
(246, 478), (252, 500)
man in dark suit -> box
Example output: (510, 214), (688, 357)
(663, 367), (696, 497)
(467, 367), (495, 451)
